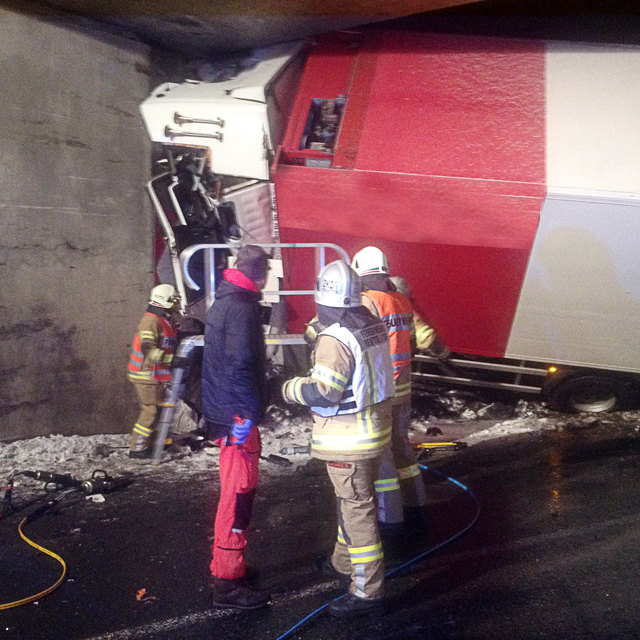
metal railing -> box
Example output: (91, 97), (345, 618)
(179, 241), (350, 310)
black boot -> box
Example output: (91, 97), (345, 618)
(212, 577), (271, 610)
(328, 592), (385, 617)
(128, 449), (152, 459)
(315, 555), (350, 585)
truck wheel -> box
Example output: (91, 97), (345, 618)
(549, 375), (627, 413)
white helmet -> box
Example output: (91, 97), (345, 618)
(315, 260), (361, 308)
(149, 284), (177, 309)
(351, 246), (389, 276)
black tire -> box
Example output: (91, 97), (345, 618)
(548, 374), (628, 413)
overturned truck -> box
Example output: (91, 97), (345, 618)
(139, 30), (640, 426)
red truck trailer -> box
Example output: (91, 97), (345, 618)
(272, 30), (640, 412)
(140, 30), (640, 413)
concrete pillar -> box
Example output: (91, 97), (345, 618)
(0, 6), (153, 439)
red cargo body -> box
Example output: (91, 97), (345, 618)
(274, 30), (546, 356)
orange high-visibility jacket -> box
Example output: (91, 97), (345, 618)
(127, 311), (177, 383)
(362, 289), (413, 380)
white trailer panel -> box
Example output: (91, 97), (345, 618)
(507, 191), (640, 372)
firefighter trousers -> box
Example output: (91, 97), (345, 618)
(129, 379), (165, 451)
(375, 400), (427, 524)
(327, 457), (385, 600)
(210, 425), (261, 580)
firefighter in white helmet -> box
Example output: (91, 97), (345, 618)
(351, 246), (429, 535)
(126, 284), (179, 458)
(282, 260), (394, 617)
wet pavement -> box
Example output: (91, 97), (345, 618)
(2, 419), (640, 640)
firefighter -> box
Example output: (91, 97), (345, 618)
(282, 260), (394, 617)
(127, 284), (179, 459)
(202, 244), (271, 610)
(390, 276), (450, 359)
(351, 247), (428, 533)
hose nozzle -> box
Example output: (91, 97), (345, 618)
(22, 471), (82, 488)
(80, 473), (134, 495)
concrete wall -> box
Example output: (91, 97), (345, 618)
(0, 7), (154, 440)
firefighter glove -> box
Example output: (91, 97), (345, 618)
(228, 415), (252, 445)
(303, 318), (322, 345)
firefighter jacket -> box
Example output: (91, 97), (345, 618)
(127, 307), (177, 383)
(282, 308), (394, 462)
(202, 269), (268, 432)
(361, 288), (414, 404)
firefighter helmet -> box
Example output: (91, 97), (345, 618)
(149, 284), (177, 309)
(315, 260), (361, 308)
(351, 246), (389, 276)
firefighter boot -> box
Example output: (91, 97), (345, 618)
(212, 577), (271, 610)
(129, 433), (152, 459)
(328, 593), (386, 617)
(315, 555), (350, 585)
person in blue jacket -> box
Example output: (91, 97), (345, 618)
(202, 244), (271, 610)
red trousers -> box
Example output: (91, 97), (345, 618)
(210, 425), (261, 580)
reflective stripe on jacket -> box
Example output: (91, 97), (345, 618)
(127, 312), (177, 383)
(282, 312), (394, 460)
(310, 397), (392, 461)
(311, 403), (392, 453)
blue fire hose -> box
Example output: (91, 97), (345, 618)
(274, 463), (480, 640)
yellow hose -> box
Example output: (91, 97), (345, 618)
(0, 517), (67, 610)
(414, 441), (460, 448)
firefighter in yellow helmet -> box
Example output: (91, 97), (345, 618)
(351, 247), (431, 536)
(282, 260), (394, 617)
(126, 284), (179, 458)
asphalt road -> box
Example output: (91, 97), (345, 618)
(2, 420), (640, 640)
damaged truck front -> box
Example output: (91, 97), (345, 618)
(138, 42), (348, 454)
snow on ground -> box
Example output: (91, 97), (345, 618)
(0, 403), (316, 504)
(2, 389), (639, 505)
